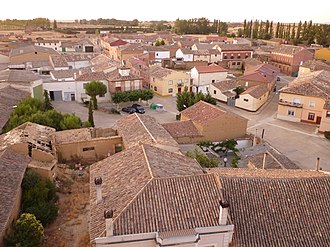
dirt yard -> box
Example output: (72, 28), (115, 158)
(43, 165), (91, 247)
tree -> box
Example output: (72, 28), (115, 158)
(296, 21), (302, 40)
(186, 147), (219, 168)
(233, 86), (245, 98)
(6, 213), (44, 247)
(85, 80), (107, 110)
(43, 90), (53, 111)
(60, 114), (81, 130)
(88, 101), (95, 127)
(53, 20), (57, 29)
(291, 23), (296, 40)
(275, 22), (280, 38)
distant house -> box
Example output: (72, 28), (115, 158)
(149, 65), (192, 96)
(270, 45), (313, 76)
(298, 59), (330, 76)
(315, 47), (330, 62)
(100, 37), (128, 60)
(127, 56), (150, 88)
(210, 79), (239, 103)
(277, 70), (330, 132)
(0, 149), (30, 247)
(34, 39), (61, 51)
(142, 45), (170, 63)
(215, 44), (254, 69)
(107, 67), (143, 93)
(163, 101), (248, 143)
(190, 64), (228, 94)
(9, 45), (58, 64)
(176, 48), (194, 62)
(235, 85), (269, 111)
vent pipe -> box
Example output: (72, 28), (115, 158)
(219, 200), (229, 225)
(95, 177), (103, 204)
(104, 210), (114, 237)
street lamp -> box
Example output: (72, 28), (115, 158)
(223, 157), (228, 167)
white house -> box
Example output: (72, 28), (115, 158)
(35, 40), (62, 51)
(176, 48), (194, 62)
(190, 64), (228, 94)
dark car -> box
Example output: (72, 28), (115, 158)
(131, 104), (145, 114)
(122, 106), (136, 114)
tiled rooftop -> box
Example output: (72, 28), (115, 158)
(0, 149), (30, 237)
(90, 144), (203, 239)
(53, 128), (93, 144)
(162, 120), (202, 138)
(0, 70), (41, 83)
(116, 114), (179, 150)
(301, 59), (330, 72)
(10, 45), (58, 57)
(209, 168), (330, 246)
(195, 64), (228, 73)
(218, 44), (253, 51)
(212, 79), (239, 92)
(241, 85), (269, 98)
(148, 65), (173, 78)
(272, 44), (306, 55)
(239, 63), (279, 83)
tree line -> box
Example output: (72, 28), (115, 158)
(241, 19), (330, 46)
(174, 18), (228, 35)
(77, 18), (139, 27)
(0, 18), (51, 29)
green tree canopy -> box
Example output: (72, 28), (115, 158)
(176, 87), (216, 111)
(6, 213), (44, 247)
(85, 80), (107, 110)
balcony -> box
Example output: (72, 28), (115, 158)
(278, 99), (303, 108)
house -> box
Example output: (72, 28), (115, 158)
(210, 79), (240, 103)
(206, 35), (227, 43)
(242, 57), (263, 70)
(107, 66), (143, 93)
(60, 39), (95, 53)
(215, 44), (253, 69)
(270, 45), (313, 76)
(176, 48), (194, 62)
(142, 45), (170, 63)
(0, 85), (30, 131)
(235, 85), (269, 111)
(52, 127), (122, 163)
(314, 47), (330, 62)
(208, 168), (330, 246)
(149, 65), (192, 96)
(238, 63), (280, 91)
(163, 101), (248, 143)
(90, 143), (234, 247)
(298, 59), (330, 76)
(0, 149), (30, 247)
(100, 37), (128, 60)
(190, 64), (228, 94)
(116, 44), (145, 63)
(0, 70), (44, 100)
(116, 113), (180, 152)
(127, 56), (150, 88)
(277, 70), (330, 132)
(90, 54), (119, 73)
(9, 45), (58, 64)
(34, 39), (61, 51)
(49, 54), (70, 70)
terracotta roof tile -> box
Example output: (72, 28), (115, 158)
(241, 85), (269, 98)
(116, 114), (179, 150)
(240, 63), (279, 83)
(75, 71), (106, 81)
(195, 64), (228, 73)
(209, 168), (330, 246)
(218, 44), (253, 51)
(212, 79), (239, 92)
(272, 44), (307, 55)
(301, 59), (330, 72)
(148, 65), (173, 78)
(180, 101), (227, 126)
(162, 120), (202, 138)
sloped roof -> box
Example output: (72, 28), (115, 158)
(114, 174), (222, 235)
(241, 85), (269, 98)
(116, 114), (179, 150)
(212, 79), (239, 92)
(239, 63), (279, 83)
(279, 70), (330, 99)
(218, 44), (253, 51)
(75, 71), (107, 81)
(89, 144), (203, 239)
(180, 101), (227, 126)
(162, 120), (202, 138)
(0, 70), (41, 83)
(195, 64), (228, 73)
(301, 59), (330, 72)
(148, 65), (173, 78)
(0, 149), (30, 237)
(272, 44), (307, 55)
(10, 45), (58, 57)
(209, 168), (330, 246)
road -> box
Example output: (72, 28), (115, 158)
(53, 77), (330, 171)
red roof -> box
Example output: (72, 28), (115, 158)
(195, 64), (228, 74)
(110, 39), (128, 47)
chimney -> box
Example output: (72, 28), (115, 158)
(104, 210), (114, 237)
(315, 157), (320, 171)
(262, 153), (267, 169)
(79, 70), (82, 75)
(95, 177), (103, 204)
(118, 66), (130, 77)
(73, 72), (77, 80)
(219, 200), (229, 225)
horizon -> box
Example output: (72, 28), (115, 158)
(1, 0), (329, 24)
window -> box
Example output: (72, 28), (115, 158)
(232, 62), (236, 65)
(245, 81), (249, 87)
(309, 101), (316, 108)
(184, 79), (188, 83)
(115, 81), (121, 87)
(212, 79), (215, 83)
(83, 147), (95, 152)
(238, 53), (241, 59)
(308, 113), (315, 121)
(288, 110), (295, 116)
(230, 53), (234, 59)
(178, 79), (182, 85)
(134, 81), (140, 90)
(154, 86), (157, 91)
(190, 79), (193, 85)
(35, 52), (38, 54)
(83, 83), (87, 89)
(237, 62), (241, 65)
(168, 80), (173, 85)
(224, 54), (227, 59)
(115, 144), (122, 153)
(125, 81), (130, 91)
(245, 53), (249, 58)
(214, 90), (217, 94)
(168, 88), (173, 93)
(326, 111), (330, 118)
(244, 98), (249, 102)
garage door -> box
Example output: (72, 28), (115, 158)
(64, 92), (76, 101)
(50, 91), (63, 101)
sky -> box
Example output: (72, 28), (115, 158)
(1, 0), (329, 23)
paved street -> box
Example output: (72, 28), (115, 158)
(53, 78), (330, 171)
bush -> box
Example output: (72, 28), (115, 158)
(231, 155), (240, 168)
(325, 131), (330, 140)
(5, 213), (44, 247)
(21, 170), (58, 226)
(186, 148), (219, 168)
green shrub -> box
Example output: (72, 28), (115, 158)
(186, 148), (219, 168)
(231, 155), (240, 168)
(5, 213), (44, 247)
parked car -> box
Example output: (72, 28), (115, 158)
(122, 106), (136, 114)
(131, 104), (145, 114)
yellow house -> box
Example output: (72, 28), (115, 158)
(235, 85), (269, 112)
(315, 48), (330, 62)
(149, 65), (192, 96)
(298, 59), (330, 76)
(277, 70), (330, 132)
